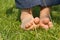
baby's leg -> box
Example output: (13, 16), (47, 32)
(20, 8), (37, 30)
(39, 7), (53, 30)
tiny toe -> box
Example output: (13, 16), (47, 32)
(26, 25), (34, 30)
(25, 24), (30, 29)
(26, 21), (36, 30)
(25, 23), (31, 28)
(48, 22), (53, 28)
(25, 20), (34, 30)
(28, 23), (33, 27)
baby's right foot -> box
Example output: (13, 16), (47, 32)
(20, 9), (36, 30)
(21, 15), (35, 30)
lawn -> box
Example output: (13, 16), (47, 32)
(0, 0), (60, 40)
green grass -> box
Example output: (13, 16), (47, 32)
(0, 0), (60, 40)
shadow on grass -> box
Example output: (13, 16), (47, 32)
(6, 6), (15, 17)
(51, 5), (60, 12)
(51, 5), (60, 24)
(6, 5), (21, 22)
(52, 15), (60, 25)
(16, 9), (21, 22)
(32, 6), (40, 17)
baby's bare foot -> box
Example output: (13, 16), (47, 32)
(21, 15), (36, 30)
(39, 17), (53, 30)
(20, 8), (37, 30)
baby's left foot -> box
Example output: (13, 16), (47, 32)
(39, 15), (53, 30)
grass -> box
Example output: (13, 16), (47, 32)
(0, 0), (60, 40)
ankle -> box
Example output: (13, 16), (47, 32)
(40, 7), (50, 19)
(20, 8), (33, 20)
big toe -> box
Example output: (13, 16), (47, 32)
(34, 17), (40, 24)
(43, 25), (49, 30)
(39, 22), (49, 29)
